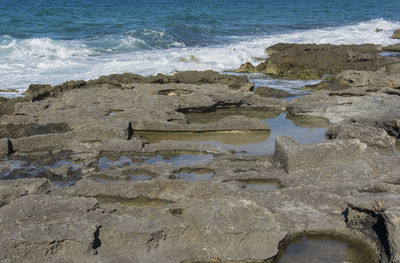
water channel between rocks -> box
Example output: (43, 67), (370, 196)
(137, 109), (330, 155)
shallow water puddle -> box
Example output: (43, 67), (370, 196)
(123, 169), (153, 181)
(0, 152), (81, 187)
(174, 168), (214, 181)
(138, 110), (329, 155)
(380, 51), (400, 57)
(91, 174), (120, 184)
(238, 179), (282, 191)
(274, 233), (379, 263)
(185, 108), (282, 124)
(95, 195), (172, 207)
(97, 153), (214, 170)
(247, 73), (322, 96)
(138, 130), (270, 146)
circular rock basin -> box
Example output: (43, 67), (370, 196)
(273, 233), (379, 263)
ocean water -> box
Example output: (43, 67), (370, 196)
(1, 0), (400, 96)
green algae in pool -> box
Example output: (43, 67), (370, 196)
(94, 195), (172, 207)
(238, 178), (282, 191)
(273, 233), (379, 263)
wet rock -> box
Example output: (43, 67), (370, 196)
(264, 43), (394, 79)
(346, 195), (400, 263)
(236, 62), (257, 73)
(90, 70), (251, 90)
(327, 124), (396, 154)
(133, 115), (270, 132)
(380, 119), (400, 138)
(391, 29), (400, 39)
(383, 44), (400, 52)
(23, 71), (252, 101)
(255, 86), (292, 98)
(0, 138), (13, 156)
(274, 136), (366, 172)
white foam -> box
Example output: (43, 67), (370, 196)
(1, 18), (400, 96)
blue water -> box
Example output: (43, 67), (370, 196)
(1, 0), (400, 95)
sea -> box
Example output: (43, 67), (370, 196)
(1, 0), (400, 97)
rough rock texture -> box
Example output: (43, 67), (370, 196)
(0, 138), (12, 156)
(392, 29), (400, 39)
(264, 43), (393, 79)
(274, 136), (366, 172)
(327, 124), (396, 154)
(236, 43), (400, 79)
(288, 76), (400, 137)
(383, 44), (400, 52)
(0, 67), (399, 262)
(24, 70), (253, 101)
(255, 86), (292, 98)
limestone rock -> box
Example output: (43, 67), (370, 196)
(0, 138), (13, 156)
(274, 136), (366, 172)
(255, 86), (291, 98)
(327, 124), (396, 154)
(391, 29), (400, 39)
(264, 43), (394, 79)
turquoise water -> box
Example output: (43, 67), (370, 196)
(1, 0), (400, 95)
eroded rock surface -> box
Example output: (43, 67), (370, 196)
(0, 67), (399, 262)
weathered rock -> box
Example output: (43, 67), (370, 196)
(288, 91), (400, 134)
(0, 138), (13, 156)
(274, 136), (366, 172)
(133, 115), (270, 132)
(0, 195), (100, 263)
(385, 63), (400, 73)
(235, 61), (268, 74)
(346, 194), (400, 263)
(255, 86), (292, 98)
(236, 62), (257, 73)
(0, 178), (51, 207)
(0, 97), (17, 117)
(0, 123), (71, 139)
(263, 43), (396, 79)
(335, 70), (400, 89)
(391, 29), (400, 39)
(26, 71), (254, 101)
(97, 138), (143, 153)
(383, 44), (400, 52)
(327, 124), (396, 154)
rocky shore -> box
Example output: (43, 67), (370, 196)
(0, 43), (400, 263)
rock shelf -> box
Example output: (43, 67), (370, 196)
(0, 48), (399, 262)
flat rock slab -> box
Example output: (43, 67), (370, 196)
(274, 136), (366, 172)
(0, 195), (101, 263)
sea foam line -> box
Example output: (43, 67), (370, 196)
(0, 18), (400, 97)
